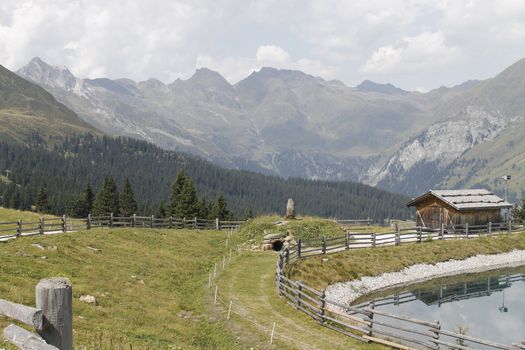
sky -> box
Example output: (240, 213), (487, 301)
(1, 0), (525, 91)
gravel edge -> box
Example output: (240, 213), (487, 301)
(325, 249), (525, 308)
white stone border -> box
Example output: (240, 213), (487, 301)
(325, 250), (525, 307)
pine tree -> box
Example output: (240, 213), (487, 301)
(119, 178), (137, 216)
(170, 170), (187, 216)
(34, 187), (51, 213)
(156, 202), (167, 218)
(92, 176), (120, 216)
(84, 183), (94, 214)
(198, 197), (210, 219)
(66, 195), (88, 218)
(512, 198), (525, 222)
(176, 178), (199, 218)
(212, 193), (232, 220)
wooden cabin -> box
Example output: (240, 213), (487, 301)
(407, 189), (512, 228)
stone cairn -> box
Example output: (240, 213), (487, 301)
(285, 198), (296, 219)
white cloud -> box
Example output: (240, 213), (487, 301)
(1, 0), (525, 89)
(362, 31), (463, 74)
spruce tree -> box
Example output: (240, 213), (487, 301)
(512, 198), (525, 222)
(92, 176), (120, 216)
(176, 178), (199, 218)
(212, 193), (232, 220)
(84, 183), (94, 214)
(34, 187), (51, 213)
(198, 197), (210, 219)
(170, 170), (187, 216)
(66, 195), (88, 218)
(119, 178), (137, 216)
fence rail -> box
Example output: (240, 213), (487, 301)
(276, 221), (525, 349)
(0, 213), (246, 242)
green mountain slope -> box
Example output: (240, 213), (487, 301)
(0, 64), (98, 144)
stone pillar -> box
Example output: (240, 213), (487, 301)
(285, 198), (296, 219)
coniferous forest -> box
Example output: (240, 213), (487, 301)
(0, 134), (412, 221)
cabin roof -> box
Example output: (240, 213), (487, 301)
(406, 189), (513, 211)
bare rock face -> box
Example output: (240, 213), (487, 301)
(285, 198), (295, 219)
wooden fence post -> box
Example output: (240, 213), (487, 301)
(215, 218), (220, 231)
(429, 320), (441, 348)
(367, 217), (371, 227)
(183, 217), (186, 228)
(16, 219), (22, 238)
(345, 232), (350, 250)
(168, 216), (173, 229)
(319, 290), (326, 324)
(285, 247), (290, 264)
(36, 277), (73, 350)
(417, 226), (422, 243)
(296, 281), (302, 309)
(109, 213), (113, 228)
(39, 217), (44, 235)
(193, 217), (197, 229)
(297, 239), (302, 259)
(132, 214), (136, 228)
(150, 215), (154, 228)
(508, 219), (512, 234)
(322, 237), (326, 254)
(440, 223), (444, 240)
(372, 232), (376, 248)
(87, 214), (91, 230)
(367, 300), (375, 336)
(465, 222), (469, 239)
(488, 221), (492, 235)
(62, 215), (67, 233)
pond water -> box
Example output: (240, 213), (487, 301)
(353, 266), (525, 346)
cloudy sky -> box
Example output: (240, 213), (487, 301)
(1, 0), (525, 90)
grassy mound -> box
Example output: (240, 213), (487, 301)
(239, 215), (346, 244)
(0, 207), (57, 222)
(0, 227), (242, 349)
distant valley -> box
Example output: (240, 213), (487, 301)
(16, 57), (525, 199)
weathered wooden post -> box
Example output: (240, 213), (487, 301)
(440, 223), (445, 240)
(345, 232), (350, 250)
(319, 290), (326, 324)
(296, 281), (303, 309)
(508, 219), (512, 234)
(285, 247), (290, 264)
(150, 215), (154, 228)
(62, 215), (67, 233)
(215, 218), (219, 230)
(131, 214), (136, 228)
(87, 214), (91, 230)
(367, 217), (371, 227)
(417, 226), (422, 243)
(36, 277), (73, 350)
(367, 300), (375, 336)
(39, 217), (44, 235)
(429, 320), (441, 348)
(372, 232), (377, 247)
(109, 213), (114, 228)
(168, 216), (173, 229)
(322, 237), (327, 254)
(488, 221), (492, 235)
(16, 219), (22, 238)
(465, 222), (469, 239)
(193, 217), (197, 229)
(395, 227), (400, 246)
(297, 239), (302, 259)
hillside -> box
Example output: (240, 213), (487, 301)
(0, 135), (412, 220)
(0, 63), (98, 145)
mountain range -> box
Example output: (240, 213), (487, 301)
(16, 57), (525, 200)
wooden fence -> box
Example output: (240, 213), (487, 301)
(0, 213), (245, 242)
(1, 278), (72, 350)
(276, 221), (525, 349)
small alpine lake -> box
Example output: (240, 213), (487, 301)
(353, 265), (525, 346)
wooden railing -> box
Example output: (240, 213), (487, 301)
(276, 221), (525, 349)
(0, 214), (245, 242)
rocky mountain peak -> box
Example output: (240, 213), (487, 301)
(356, 79), (409, 96)
(188, 68), (232, 90)
(17, 57), (86, 95)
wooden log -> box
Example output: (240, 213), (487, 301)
(36, 278), (73, 350)
(363, 335), (418, 350)
(0, 299), (43, 331)
(3, 324), (59, 350)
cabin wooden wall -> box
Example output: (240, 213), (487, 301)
(414, 196), (502, 227)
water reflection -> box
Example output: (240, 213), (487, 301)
(353, 266), (525, 345)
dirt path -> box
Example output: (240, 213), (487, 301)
(215, 251), (383, 350)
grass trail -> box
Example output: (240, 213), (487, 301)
(215, 251), (383, 350)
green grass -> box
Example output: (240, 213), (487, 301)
(0, 207), (58, 222)
(0, 227), (243, 349)
(286, 232), (525, 291)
